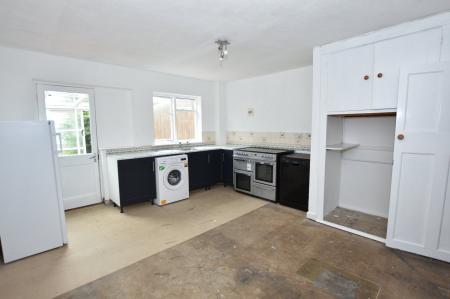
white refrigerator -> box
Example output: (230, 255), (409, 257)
(0, 121), (67, 263)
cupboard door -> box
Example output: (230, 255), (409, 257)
(326, 44), (373, 112)
(372, 28), (442, 109)
(222, 150), (234, 186)
(118, 157), (156, 206)
(386, 62), (450, 262)
(207, 150), (222, 186)
(187, 151), (208, 190)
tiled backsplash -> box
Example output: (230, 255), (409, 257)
(101, 131), (310, 155)
(227, 131), (311, 148)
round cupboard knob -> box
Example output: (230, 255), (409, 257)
(363, 75), (369, 80)
(377, 73), (383, 78)
(397, 134), (405, 140)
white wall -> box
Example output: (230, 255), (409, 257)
(339, 116), (396, 218)
(0, 46), (216, 148)
(94, 87), (134, 148)
(224, 66), (312, 133)
(214, 82), (227, 145)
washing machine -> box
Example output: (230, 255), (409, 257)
(154, 154), (189, 206)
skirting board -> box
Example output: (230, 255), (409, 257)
(311, 218), (386, 244)
(306, 211), (317, 220)
(63, 195), (102, 211)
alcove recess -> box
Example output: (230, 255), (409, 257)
(323, 112), (396, 239)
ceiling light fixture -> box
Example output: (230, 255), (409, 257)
(215, 40), (230, 62)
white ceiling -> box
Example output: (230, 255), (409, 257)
(0, 1), (449, 81)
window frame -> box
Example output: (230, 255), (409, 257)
(153, 92), (202, 145)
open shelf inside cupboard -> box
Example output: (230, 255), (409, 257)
(323, 114), (396, 239)
(326, 143), (359, 151)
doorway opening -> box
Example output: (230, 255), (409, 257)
(37, 83), (102, 210)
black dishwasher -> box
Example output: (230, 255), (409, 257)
(278, 153), (310, 211)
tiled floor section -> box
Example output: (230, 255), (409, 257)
(324, 207), (388, 238)
(58, 204), (450, 299)
(0, 186), (267, 299)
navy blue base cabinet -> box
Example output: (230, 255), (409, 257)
(222, 149), (233, 186)
(187, 151), (210, 190)
(187, 150), (222, 190)
(117, 157), (156, 212)
(115, 149), (235, 213)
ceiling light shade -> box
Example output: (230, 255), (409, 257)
(215, 40), (230, 62)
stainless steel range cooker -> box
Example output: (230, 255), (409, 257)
(233, 147), (293, 201)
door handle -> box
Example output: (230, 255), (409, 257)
(55, 132), (63, 153)
(89, 155), (97, 162)
(397, 134), (405, 140)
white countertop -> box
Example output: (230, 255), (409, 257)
(106, 145), (243, 161)
(106, 144), (310, 161)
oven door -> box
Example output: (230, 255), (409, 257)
(233, 170), (252, 194)
(254, 160), (276, 186)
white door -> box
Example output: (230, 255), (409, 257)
(386, 63), (450, 262)
(37, 83), (102, 210)
(372, 28), (442, 109)
(326, 44), (373, 112)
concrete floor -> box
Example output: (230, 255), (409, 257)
(0, 186), (267, 299)
(58, 204), (450, 299)
(325, 207), (388, 238)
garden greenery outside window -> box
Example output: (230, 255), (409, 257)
(44, 91), (92, 156)
(153, 93), (202, 144)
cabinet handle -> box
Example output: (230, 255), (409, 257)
(377, 72), (383, 78)
(152, 161), (155, 171)
(397, 134), (405, 140)
(208, 154), (210, 163)
(363, 75), (369, 80)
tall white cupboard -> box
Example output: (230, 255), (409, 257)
(308, 12), (450, 262)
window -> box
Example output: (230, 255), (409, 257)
(153, 93), (201, 144)
(44, 91), (93, 156)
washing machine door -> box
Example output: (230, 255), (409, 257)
(163, 166), (185, 190)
